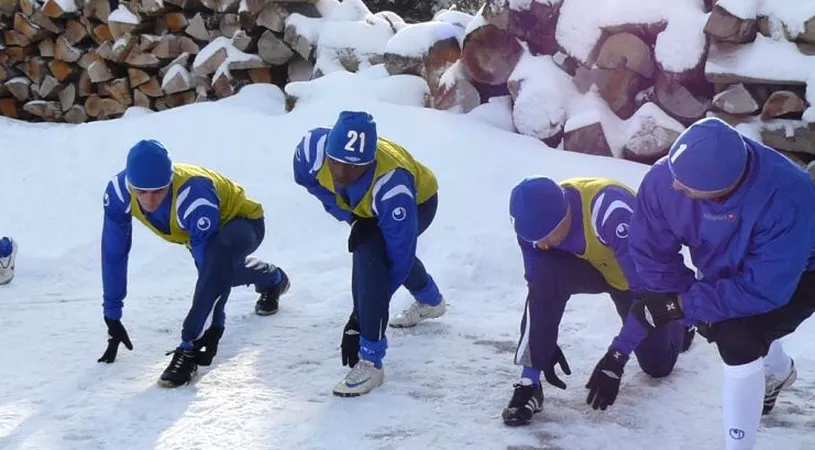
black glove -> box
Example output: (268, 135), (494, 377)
(98, 318), (133, 363)
(585, 348), (629, 411)
(543, 345), (572, 389)
(341, 314), (361, 367)
(192, 326), (225, 366)
(347, 217), (378, 252)
(630, 292), (685, 332)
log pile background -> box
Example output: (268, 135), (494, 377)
(1, 0), (813, 167)
(0, 0), (323, 123)
(423, 0), (815, 166)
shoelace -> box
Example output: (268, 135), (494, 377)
(346, 361), (375, 383)
(164, 349), (194, 371)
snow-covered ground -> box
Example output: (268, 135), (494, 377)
(0, 69), (814, 450)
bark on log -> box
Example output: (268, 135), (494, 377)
(77, 70), (93, 96)
(24, 100), (63, 120)
(0, 98), (18, 117)
(760, 120), (815, 155)
(6, 76), (32, 101)
(59, 82), (75, 111)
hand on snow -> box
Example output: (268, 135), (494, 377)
(630, 292), (685, 332)
(585, 348), (629, 411)
(543, 345), (572, 390)
(98, 318), (133, 363)
(347, 217), (378, 253)
(341, 313), (360, 368)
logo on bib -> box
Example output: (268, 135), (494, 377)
(615, 222), (630, 239)
(392, 207), (407, 222)
(197, 216), (212, 231)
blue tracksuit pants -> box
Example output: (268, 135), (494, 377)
(181, 217), (281, 345)
(351, 194), (440, 366)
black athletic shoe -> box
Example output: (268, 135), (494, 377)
(255, 269), (290, 316)
(192, 326), (225, 366)
(158, 347), (199, 388)
(502, 380), (544, 426)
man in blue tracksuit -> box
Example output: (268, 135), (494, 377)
(100, 139), (291, 388)
(585, 118), (815, 449)
(0, 236), (17, 285)
(293, 111), (444, 396)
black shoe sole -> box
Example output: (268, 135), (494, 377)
(255, 307), (279, 316)
(502, 410), (535, 427)
(157, 374), (197, 388)
(332, 391), (364, 398)
(157, 368), (198, 388)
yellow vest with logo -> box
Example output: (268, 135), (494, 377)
(560, 177), (636, 291)
(129, 164), (263, 245)
(315, 137), (438, 218)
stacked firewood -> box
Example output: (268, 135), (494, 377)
(0, 0), (320, 122)
(431, 0), (815, 164)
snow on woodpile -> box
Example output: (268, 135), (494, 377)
(2, 0), (814, 164)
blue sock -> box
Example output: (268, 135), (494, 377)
(411, 274), (442, 306)
(0, 237), (11, 258)
(271, 268), (283, 285)
(360, 336), (388, 368)
(522, 366), (542, 385)
(179, 341), (193, 350)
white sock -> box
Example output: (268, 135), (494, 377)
(722, 359), (764, 450)
(763, 340), (792, 378)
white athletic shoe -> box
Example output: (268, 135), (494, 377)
(389, 298), (446, 328)
(0, 238), (17, 285)
(763, 359), (797, 414)
(332, 359), (384, 397)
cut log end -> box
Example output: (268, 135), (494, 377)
(461, 24), (523, 85)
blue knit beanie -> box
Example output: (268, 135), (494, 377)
(668, 117), (748, 192)
(326, 111), (378, 165)
(126, 139), (173, 190)
(509, 176), (568, 242)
